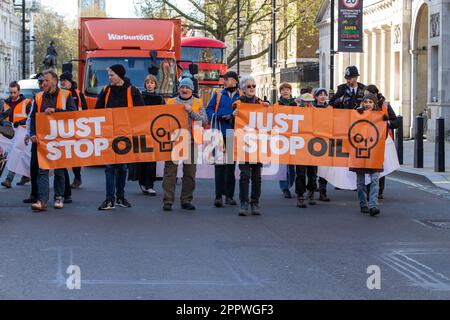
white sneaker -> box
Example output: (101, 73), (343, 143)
(54, 198), (64, 209)
(141, 185), (156, 196)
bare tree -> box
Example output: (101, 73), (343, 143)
(135, 0), (320, 68)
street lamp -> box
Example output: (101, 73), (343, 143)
(271, 0), (277, 104)
(13, 0), (26, 79)
(329, 0), (335, 98)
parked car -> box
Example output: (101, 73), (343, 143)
(18, 79), (40, 99)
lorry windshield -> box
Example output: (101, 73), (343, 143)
(85, 57), (177, 96)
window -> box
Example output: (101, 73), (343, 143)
(84, 57), (177, 97)
(181, 47), (224, 64)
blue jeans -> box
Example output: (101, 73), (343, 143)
(105, 164), (127, 200)
(279, 165), (296, 191)
(6, 170), (15, 181)
(37, 168), (65, 203)
(357, 172), (379, 209)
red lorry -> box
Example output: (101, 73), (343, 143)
(77, 18), (182, 108)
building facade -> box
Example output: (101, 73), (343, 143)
(251, 0), (320, 100)
(78, 0), (106, 17)
(0, 0), (22, 92)
(316, 0), (450, 139)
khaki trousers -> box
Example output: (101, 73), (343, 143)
(163, 161), (197, 205)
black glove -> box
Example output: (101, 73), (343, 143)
(382, 114), (389, 121)
(13, 121), (20, 128)
(221, 114), (232, 121)
(356, 107), (364, 114)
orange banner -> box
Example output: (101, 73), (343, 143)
(234, 103), (387, 168)
(36, 105), (189, 169)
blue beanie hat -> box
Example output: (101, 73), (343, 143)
(178, 77), (194, 91)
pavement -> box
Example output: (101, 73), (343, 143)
(394, 140), (450, 191)
(1, 165), (450, 300)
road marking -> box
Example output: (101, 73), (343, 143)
(379, 248), (450, 291)
(40, 246), (271, 289)
(387, 176), (450, 200)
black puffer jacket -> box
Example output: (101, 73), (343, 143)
(142, 91), (165, 106)
(95, 78), (144, 109)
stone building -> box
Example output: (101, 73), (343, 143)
(251, 0), (320, 100)
(0, 0), (22, 92)
(316, 0), (450, 139)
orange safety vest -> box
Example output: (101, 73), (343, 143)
(232, 97), (264, 109)
(35, 89), (71, 112)
(73, 89), (83, 111)
(214, 89), (222, 113)
(167, 96), (204, 144)
(4, 98), (32, 123)
(103, 85), (133, 108)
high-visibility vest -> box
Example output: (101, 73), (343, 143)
(73, 89), (83, 111)
(214, 89), (222, 113)
(166, 97), (203, 113)
(103, 85), (133, 108)
(35, 89), (71, 112)
(167, 97), (204, 144)
(4, 98), (32, 123)
(232, 97), (264, 109)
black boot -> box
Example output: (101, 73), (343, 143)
(307, 190), (316, 205)
(319, 191), (330, 202)
(250, 203), (261, 215)
(297, 197), (307, 208)
(239, 202), (249, 216)
(214, 196), (223, 207)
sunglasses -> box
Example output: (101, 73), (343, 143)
(246, 84), (256, 89)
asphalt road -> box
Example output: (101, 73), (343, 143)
(1, 166), (450, 299)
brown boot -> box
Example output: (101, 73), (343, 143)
(16, 176), (30, 186)
(308, 190), (316, 205)
(319, 191), (330, 202)
(1, 179), (12, 188)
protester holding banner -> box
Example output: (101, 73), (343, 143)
(29, 69), (77, 211)
(1, 81), (32, 188)
(330, 66), (365, 109)
(23, 74), (44, 204)
(294, 93), (319, 208)
(313, 88), (331, 202)
(206, 71), (240, 208)
(298, 86), (313, 106)
(128, 74), (165, 196)
(163, 78), (207, 211)
(232, 75), (268, 216)
(352, 93), (387, 217)
(60, 72), (88, 191)
(364, 84), (399, 200)
(95, 64), (145, 211)
(276, 82), (297, 199)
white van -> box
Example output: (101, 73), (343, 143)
(17, 79), (40, 99)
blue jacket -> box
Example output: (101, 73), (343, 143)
(206, 88), (239, 136)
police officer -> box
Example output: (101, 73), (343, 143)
(330, 65), (365, 110)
